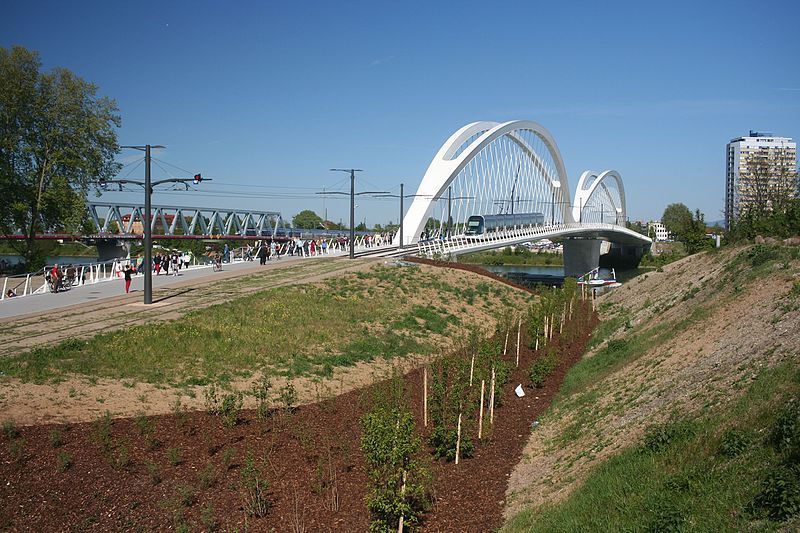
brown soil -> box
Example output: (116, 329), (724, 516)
(0, 284), (598, 532)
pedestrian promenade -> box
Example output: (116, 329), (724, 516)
(0, 255), (304, 320)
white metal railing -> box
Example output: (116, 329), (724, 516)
(1, 235), (403, 303)
(1, 259), (126, 301)
(415, 222), (647, 258)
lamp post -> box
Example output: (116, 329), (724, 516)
(551, 181), (561, 226)
(101, 145), (206, 304)
(324, 170), (389, 259)
(374, 185), (433, 250)
(329, 169), (361, 259)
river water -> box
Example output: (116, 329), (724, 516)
(481, 264), (565, 287)
(479, 264), (643, 290)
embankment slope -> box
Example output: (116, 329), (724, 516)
(504, 244), (800, 527)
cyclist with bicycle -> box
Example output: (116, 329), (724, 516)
(213, 252), (223, 271)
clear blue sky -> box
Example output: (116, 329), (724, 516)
(3, 0), (799, 226)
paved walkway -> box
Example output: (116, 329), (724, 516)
(0, 256), (310, 320)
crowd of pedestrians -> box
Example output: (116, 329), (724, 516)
(152, 251), (193, 276)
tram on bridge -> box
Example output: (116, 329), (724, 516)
(464, 212), (545, 237)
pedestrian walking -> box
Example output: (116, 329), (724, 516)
(224, 243), (230, 263)
(257, 243), (267, 265)
(123, 263), (135, 293)
(162, 255), (170, 276)
(154, 253), (162, 275)
(172, 253), (180, 275)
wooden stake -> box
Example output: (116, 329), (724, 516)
(543, 316), (548, 345)
(489, 367), (496, 425)
(398, 469), (407, 532)
(560, 310), (564, 335)
(423, 367), (428, 427)
(469, 354), (475, 387)
(478, 380), (485, 439)
(455, 412), (462, 465)
(535, 337), (539, 351)
(503, 328), (510, 355)
(515, 318), (522, 367)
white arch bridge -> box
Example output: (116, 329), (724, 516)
(393, 120), (651, 276)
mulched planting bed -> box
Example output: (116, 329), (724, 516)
(1, 266), (596, 532)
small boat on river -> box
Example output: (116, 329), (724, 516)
(577, 267), (621, 287)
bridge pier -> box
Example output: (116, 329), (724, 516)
(599, 242), (651, 271)
(96, 239), (131, 262)
(562, 238), (602, 278)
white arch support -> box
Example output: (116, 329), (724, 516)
(396, 120), (574, 246)
(572, 170), (626, 225)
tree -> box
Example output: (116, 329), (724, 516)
(729, 147), (800, 240)
(661, 204), (712, 254)
(661, 203), (693, 241)
(291, 209), (323, 229)
(0, 46), (120, 267)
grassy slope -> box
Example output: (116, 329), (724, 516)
(0, 263), (529, 387)
(503, 244), (800, 531)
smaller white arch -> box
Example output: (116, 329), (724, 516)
(572, 169), (626, 224)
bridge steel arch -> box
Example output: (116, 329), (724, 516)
(396, 120), (575, 246)
(572, 169), (627, 225)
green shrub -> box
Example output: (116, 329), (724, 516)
(752, 464), (800, 521)
(428, 356), (476, 462)
(718, 428), (749, 458)
(176, 484), (195, 507)
(167, 447), (183, 466)
(49, 428), (64, 448)
(220, 392), (244, 428)
(198, 463), (216, 489)
(429, 425), (474, 462)
(146, 460), (161, 485)
(529, 354), (557, 388)
(746, 244), (778, 267)
(92, 411), (113, 452)
(240, 452), (270, 517)
(56, 450), (72, 472)
(2, 421), (19, 439)
(278, 383), (298, 412)
(641, 421), (695, 454)
(135, 413), (154, 436)
(361, 407), (430, 531)
(251, 374), (272, 420)
(645, 499), (685, 532)
(769, 401), (800, 452)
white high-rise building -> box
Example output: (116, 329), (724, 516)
(725, 131), (797, 229)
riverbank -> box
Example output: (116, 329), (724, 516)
(459, 247), (563, 266)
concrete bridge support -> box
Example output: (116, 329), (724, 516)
(562, 238), (602, 278)
(96, 239), (131, 262)
(599, 242), (651, 271)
